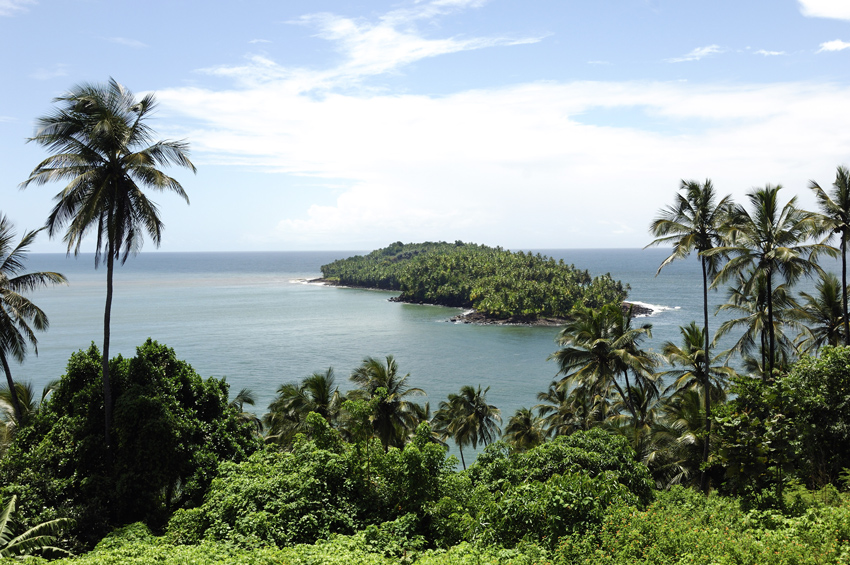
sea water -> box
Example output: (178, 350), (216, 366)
(17, 248), (834, 455)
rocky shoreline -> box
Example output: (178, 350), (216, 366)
(308, 278), (655, 326)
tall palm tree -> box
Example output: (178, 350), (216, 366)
(809, 166), (850, 345)
(535, 379), (610, 437)
(265, 368), (343, 445)
(349, 356), (425, 450)
(550, 304), (657, 427)
(432, 385), (501, 469)
(715, 270), (802, 373)
(0, 215), (66, 425)
(502, 407), (545, 452)
(794, 271), (846, 353)
(647, 179), (732, 491)
(710, 185), (830, 377)
(21, 79), (196, 447)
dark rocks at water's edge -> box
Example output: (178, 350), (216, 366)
(448, 302), (654, 326)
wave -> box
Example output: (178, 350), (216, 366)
(628, 300), (681, 317)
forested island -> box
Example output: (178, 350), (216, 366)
(319, 241), (634, 323)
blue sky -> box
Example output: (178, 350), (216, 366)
(2, 0), (850, 252)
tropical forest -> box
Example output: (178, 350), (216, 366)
(1, 80), (850, 564)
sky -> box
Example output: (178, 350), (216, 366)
(2, 0), (850, 252)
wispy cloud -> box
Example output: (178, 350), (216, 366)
(755, 49), (785, 56)
(104, 36), (147, 48)
(0, 116), (15, 123)
(667, 45), (721, 63)
(249, 39), (271, 44)
(587, 60), (611, 65)
(817, 39), (850, 52)
(202, 0), (542, 91)
(799, 0), (850, 21)
(29, 64), (69, 80)
(0, 0), (34, 17)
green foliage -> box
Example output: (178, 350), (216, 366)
(0, 340), (260, 550)
(166, 419), (457, 548)
(553, 486), (850, 564)
(714, 346), (850, 496)
(469, 429), (655, 506)
(0, 495), (72, 559)
(320, 242), (628, 319)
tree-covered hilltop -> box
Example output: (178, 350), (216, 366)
(320, 241), (629, 320)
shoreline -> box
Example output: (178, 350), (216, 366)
(306, 278), (656, 325)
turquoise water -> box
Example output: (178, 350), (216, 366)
(18, 248), (833, 454)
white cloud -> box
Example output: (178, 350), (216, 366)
(755, 49), (785, 56)
(29, 64), (69, 80)
(799, 0), (850, 20)
(104, 36), (147, 48)
(817, 39), (850, 52)
(0, 0), (34, 17)
(667, 45), (722, 63)
(151, 3), (850, 249)
(249, 39), (271, 44)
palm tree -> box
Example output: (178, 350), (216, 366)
(535, 379), (610, 437)
(550, 304), (657, 427)
(715, 270), (802, 373)
(228, 388), (263, 435)
(660, 322), (732, 399)
(503, 407), (546, 452)
(809, 166), (850, 345)
(647, 179), (732, 491)
(21, 79), (196, 447)
(0, 215), (66, 425)
(265, 368), (343, 445)
(349, 356), (425, 450)
(432, 385), (501, 469)
(794, 271), (846, 353)
(710, 185), (830, 377)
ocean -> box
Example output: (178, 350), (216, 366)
(17, 248), (833, 454)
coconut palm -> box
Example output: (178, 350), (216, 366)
(21, 78), (196, 447)
(502, 407), (546, 452)
(432, 385), (501, 469)
(535, 379), (611, 437)
(715, 270), (802, 373)
(349, 356), (425, 450)
(550, 304), (657, 427)
(0, 215), (66, 425)
(265, 368), (343, 445)
(647, 179), (732, 491)
(809, 166), (850, 345)
(660, 322), (732, 399)
(794, 271), (846, 353)
(228, 388), (263, 435)
(710, 185), (830, 377)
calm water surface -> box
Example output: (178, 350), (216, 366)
(20, 248), (834, 457)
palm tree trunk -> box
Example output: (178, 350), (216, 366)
(700, 256), (711, 493)
(0, 353), (23, 425)
(103, 248), (114, 449)
(614, 374), (639, 426)
(458, 445), (466, 470)
(766, 270), (775, 379)
(843, 236), (849, 346)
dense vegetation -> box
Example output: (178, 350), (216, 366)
(320, 241), (629, 320)
(3, 79), (850, 562)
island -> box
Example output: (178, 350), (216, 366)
(318, 241), (645, 324)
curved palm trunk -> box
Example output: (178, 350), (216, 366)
(103, 249), (114, 449)
(458, 445), (466, 471)
(700, 256), (711, 493)
(0, 353), (23, 425)
(843, 236), (849, 346)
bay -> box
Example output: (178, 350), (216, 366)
(18, 248), (835, 456)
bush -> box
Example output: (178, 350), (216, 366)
(0, 340), (261, 550)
